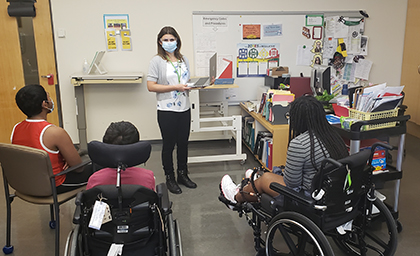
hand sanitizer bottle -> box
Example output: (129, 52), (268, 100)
(83, 59), (89, 74)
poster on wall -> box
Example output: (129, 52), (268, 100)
(242, 24), (261, 40)
(237, 43), (279, 77)
(103, 14), (131, 51)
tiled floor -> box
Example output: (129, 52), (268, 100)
(1, 134), (419, 255)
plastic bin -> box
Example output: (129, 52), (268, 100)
(332, 103), (349, 117)
(348, 108), (398, 131)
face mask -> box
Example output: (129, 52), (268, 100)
(162, 41), (177, 53)
(47, 99), (55, 113)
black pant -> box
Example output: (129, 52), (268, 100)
(158, 109), (191, 176)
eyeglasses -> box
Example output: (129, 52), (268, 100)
(161, 38), (176, 42)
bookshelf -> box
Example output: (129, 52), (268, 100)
(240, 103), (289, 170)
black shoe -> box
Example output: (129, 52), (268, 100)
(166, 175), (182, 194)
(177, 170), (197, 189)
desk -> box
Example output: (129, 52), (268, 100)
(71, 72), (143, 150)
(188, 84), (247, 164)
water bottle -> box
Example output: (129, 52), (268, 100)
(342, 84), (348, 95)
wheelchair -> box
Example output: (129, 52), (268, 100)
(219, 142), (398, 256)
(64, 141), (182, 256)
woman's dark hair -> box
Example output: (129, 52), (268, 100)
(156, 26), (184, 61)
(15, 84), (48, 118)
(103, 121), (140, 145)
(289, 95), (348, 169)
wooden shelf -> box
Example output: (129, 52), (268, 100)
(240, 103), (289, 170)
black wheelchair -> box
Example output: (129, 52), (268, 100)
(219, 142), (398, 256)
(64, 141), (182, 256)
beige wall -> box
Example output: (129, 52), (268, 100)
(50, 0), (408, 143)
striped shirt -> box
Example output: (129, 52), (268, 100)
(283, 131), (329, 192)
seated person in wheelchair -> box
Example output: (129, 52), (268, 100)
(86, 121), (155, 190)
(220, 95), (348, 208)
(11, 84), (92, 193)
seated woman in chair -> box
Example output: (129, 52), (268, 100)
(86, 121), (155, 190)
(220, 95), (348, 209)
(12, 84), (92, 193)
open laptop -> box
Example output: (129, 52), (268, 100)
(187, 53), (217, 88)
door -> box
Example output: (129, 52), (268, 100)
(401, 0), (420, 125)
(0, 0), (59, 143)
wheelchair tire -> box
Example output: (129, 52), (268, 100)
(265, 211), (334, 256)
(332, 198), (398, 256)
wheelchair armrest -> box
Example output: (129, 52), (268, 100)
(156, 183), (171, 214)
(73, 191), (84, 224)
(269, 182), (314, 208)
(73, 204), (81, 224)
(52, 159), (92, 178)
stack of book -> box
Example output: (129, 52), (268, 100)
(254, 131), (273, 169)
(258, 90), (295, 124)
(243, 116), (255, 150)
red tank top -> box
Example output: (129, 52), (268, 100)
(11, 120), (66, 186)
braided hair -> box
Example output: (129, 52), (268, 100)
(288, 95), (348, 170)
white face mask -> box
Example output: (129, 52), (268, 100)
(47, 99), (54, 113)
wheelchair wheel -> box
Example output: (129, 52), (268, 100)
(332, 198), (398, 256)
(265, 212), (334, 256)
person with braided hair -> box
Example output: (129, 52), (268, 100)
(220, 95), (348, 209)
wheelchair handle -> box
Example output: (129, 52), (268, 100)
(316, 158), (343, 194)
(320, 158), (342, 170)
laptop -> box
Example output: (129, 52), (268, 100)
(187, 53), (217, 88)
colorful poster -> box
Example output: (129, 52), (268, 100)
(242, 24), (261, 40)
(103, 14), (129, 30)
(236, 43), (280, 77)
(105, 29), (117, 51)
(121, 29), (132, 51)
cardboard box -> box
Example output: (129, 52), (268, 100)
(271, 66), (289, 76)
(372, 149), (386, 171)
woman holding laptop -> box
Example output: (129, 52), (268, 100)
(147, 26), (196, 194)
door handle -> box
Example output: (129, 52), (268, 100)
(41, 74), (54, 85)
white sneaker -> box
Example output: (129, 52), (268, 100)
(220, 175), (239, 209)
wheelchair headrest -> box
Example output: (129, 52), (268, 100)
(88, 140), (151, 168)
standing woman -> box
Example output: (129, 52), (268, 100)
(147, 26), (197, 194)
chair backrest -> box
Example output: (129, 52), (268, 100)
(0, 143), (54, 196)
(311, 150), (371, 213)
(88, 141), (151, 169)
(78, 184), (159, 251)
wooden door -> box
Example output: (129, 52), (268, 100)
(401, 0), (420, 125)
(0, 0), (59, 143)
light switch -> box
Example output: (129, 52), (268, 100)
(58, 28), (66, 38)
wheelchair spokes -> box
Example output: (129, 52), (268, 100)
(332, 198), (398, 256)
(266, 212), (334, 256)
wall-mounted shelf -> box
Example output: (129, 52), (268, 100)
(71, 72), (143, 86)
(70, 72), (143, 150)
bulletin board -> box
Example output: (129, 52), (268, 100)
(192, 10), (367, 103)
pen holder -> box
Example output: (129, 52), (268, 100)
(348, 108), (398, 131)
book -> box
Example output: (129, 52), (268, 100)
(325, 114), (341, 124)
